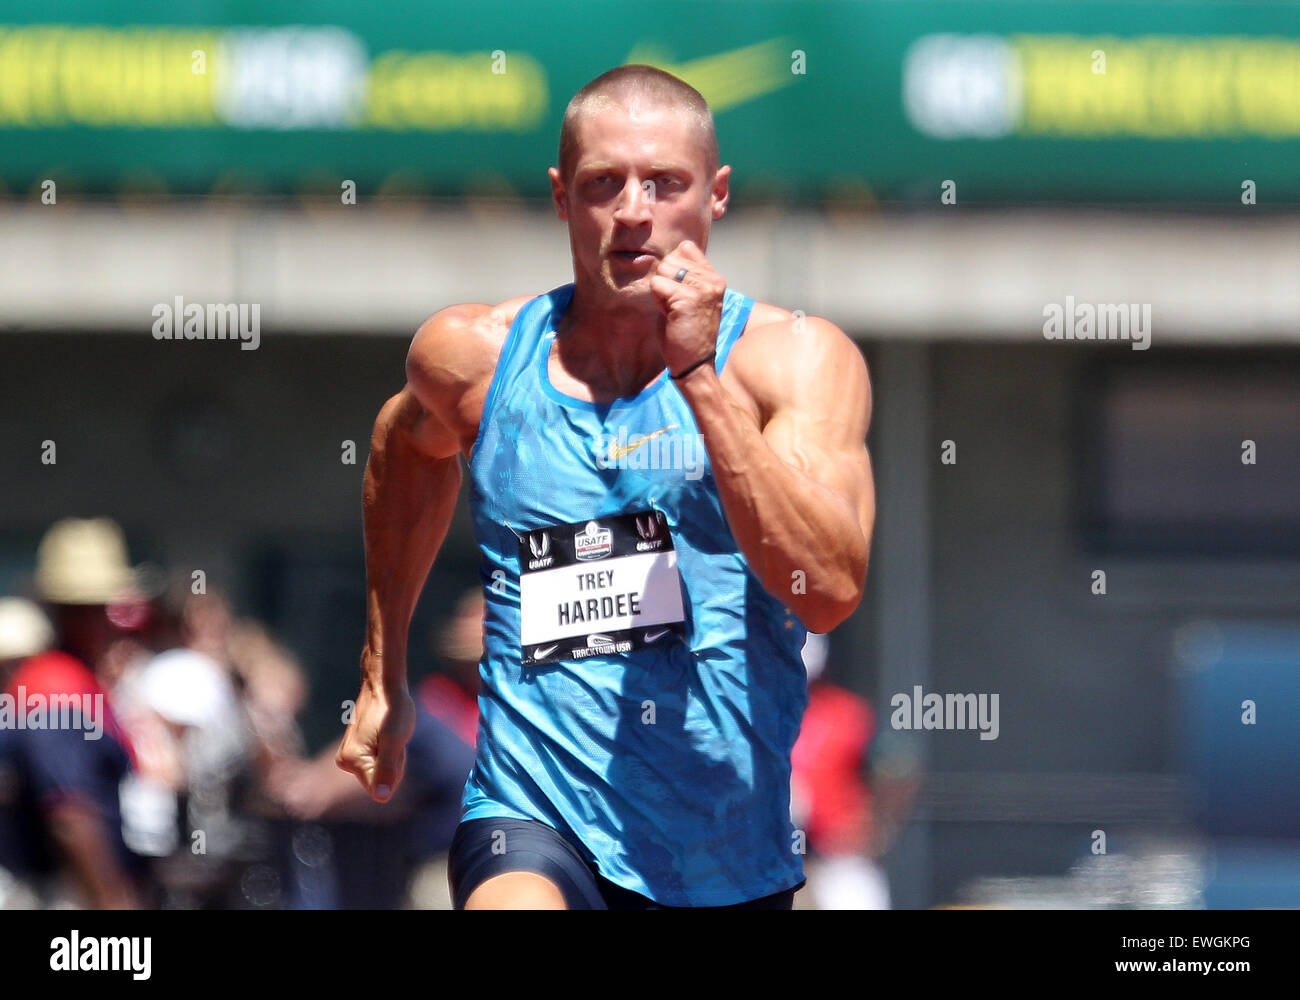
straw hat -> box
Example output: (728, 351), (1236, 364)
(0, 597), (54, 660)
(34, 517), (139, 606)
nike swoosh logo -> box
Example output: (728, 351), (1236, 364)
(624, 38), (798, 113)
(644, 628), (672, 643)
(612, 425), (677, 461)
(533, 644), (559, 659)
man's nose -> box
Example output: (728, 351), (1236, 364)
(613, 178), (654, 222)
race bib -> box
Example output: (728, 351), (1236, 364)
(517, 510), (687, 665)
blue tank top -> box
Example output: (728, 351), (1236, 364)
(462, 282), (808, 906)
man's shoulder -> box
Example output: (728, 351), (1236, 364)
(743, 300), (797, 330)
(739, 299), (852, 346)
(404, 292), (555, 453)
(729, 299), (865, 403)
(422, 293), (540, 335)
(410, 295), (537, 367)
(406, 293), (540, 401)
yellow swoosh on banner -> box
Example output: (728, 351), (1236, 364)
(624, 38), (798, 112)
(613, 424), (678, 460)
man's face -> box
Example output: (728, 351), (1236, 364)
(550, 101), (729, 304)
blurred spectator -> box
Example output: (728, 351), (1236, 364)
(104, 570), (188, 864)
(791, 631), (918, 910)
(407, 587), (484, 906)
(0, 518), (146, 908)
(87, 567), (307, 909)
(227, 619), (308, 763)
(0, 597), (54, 908)
(416, 587), (483, 748)
(132, 581), (289, 909)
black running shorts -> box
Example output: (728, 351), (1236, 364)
(448, 816), (800, 910)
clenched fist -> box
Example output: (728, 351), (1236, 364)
(336, 665), (417, 802)
(648, 240), (726, 379)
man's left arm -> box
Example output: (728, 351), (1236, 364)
(675, 316), (874, 632)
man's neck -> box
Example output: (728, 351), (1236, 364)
(555, 279), (669, 399)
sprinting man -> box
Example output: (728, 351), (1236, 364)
(339, 64), (875, 909)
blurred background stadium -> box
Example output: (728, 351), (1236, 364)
(1, 0), (1298, 909)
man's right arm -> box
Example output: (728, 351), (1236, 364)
(359, 385), (462, 690)
(337, 301), (515, 801)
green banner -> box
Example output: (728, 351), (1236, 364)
(1, 1), (1297, 204)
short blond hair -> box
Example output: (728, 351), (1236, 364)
(558, 64), (719, 186)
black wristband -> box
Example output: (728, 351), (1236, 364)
(670, 351), (716, 381)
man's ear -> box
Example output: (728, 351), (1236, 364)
(711, 164), (731, 220)
(548, 167), (569, 221)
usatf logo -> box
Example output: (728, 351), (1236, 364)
(574, 521), (612, 561)
(635, 513), (665, 552)
(526, 530), (553, 569)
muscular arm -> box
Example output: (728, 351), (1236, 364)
(363, 302), (525, 675)
(677, 316), (874, 632)
(340, 300), (518, 799)
(360, 387), (462, 686)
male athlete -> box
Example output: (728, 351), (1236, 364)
(338, 65), (875, 910)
